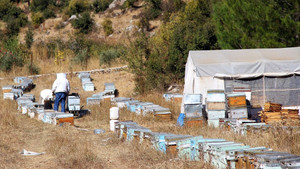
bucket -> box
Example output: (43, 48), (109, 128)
(22, 106), (27, 114)
(110, 120), (119, 131)
(110, 107), (119, 120)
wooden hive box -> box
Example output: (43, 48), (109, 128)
(206, 102), (226, 110)
(56, 117), (74, 125)
(154, 113), (172, 121)
(166, 145), (178, 157)
(185, 118), (205, 128)
(227, 94), (246, 108)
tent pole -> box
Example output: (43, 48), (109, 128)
(263, 75), (266, 106)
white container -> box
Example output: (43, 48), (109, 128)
(22, 106), (28, 114)
(110, 120), (119, 131)
(207, 92), (225, 102)
(207, 110), (226, 120)
(110, 107), (119, 120)
(208, 119), (219, 128)
(229, 108), (248, 119)
(28, 112), (35, 118)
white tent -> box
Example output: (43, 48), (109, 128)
(183, 47), (300, 108)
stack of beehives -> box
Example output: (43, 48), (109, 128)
(259, 102), (299, 123)
(206, 90), (226, 128)
(227, 93), (248, 119)
(183, 94), (204, 127)
(115, 120), (300, 169)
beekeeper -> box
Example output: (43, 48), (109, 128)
(52, 73), (70, 112)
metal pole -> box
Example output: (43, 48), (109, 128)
(263, 75), (266, 106)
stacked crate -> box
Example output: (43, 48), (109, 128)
(259, 102), (299, 123)
(183, 94), (203, 127)
(78, 72), (94, 91)
(227, 93), (248, 119)
(206, 90), (226, 128)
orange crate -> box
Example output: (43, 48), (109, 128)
(57, 117), (74, 125)
(228, 95), (246, 107)
(166, 145), (178, 157)
(185, 119), (204, 128)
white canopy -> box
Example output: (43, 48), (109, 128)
(183, 47), (300, 98)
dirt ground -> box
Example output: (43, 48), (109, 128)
(0, 70), (212, 169)
(1, 70), (299, 169)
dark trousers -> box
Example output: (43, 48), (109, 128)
(54, 92), (67, 112)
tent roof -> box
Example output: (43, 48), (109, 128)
(188, 47), (300, 77)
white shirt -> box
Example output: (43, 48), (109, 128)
(52, 73), (70, 93)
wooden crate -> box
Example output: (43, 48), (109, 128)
(154, 113), (172, 121)
(166, 145), (178, 157)
(57, 117), (74, 125)
(206, 102), (226, 110)
(228, 95), (246, 108)
(185, 119), (204, 128)
(172, 97), (182, 103)
(264, 102), (281, 112)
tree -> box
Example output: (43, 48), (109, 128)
(71, 12), (94, 34)
(212, 0), (300, 49)
(127, 0), (219, 92)
(25, 28), (34, 49)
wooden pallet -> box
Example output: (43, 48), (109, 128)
(264, 102), (282, 112)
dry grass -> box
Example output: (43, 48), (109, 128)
(0, 69), (299, 169)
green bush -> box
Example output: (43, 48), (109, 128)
(25, 28), (34, 49)
(27, 63), (40, 74)
(6, 13), (28, 37)
(122, 0), (138, 8)
(67, 0), (89, 15)
(71, 12), (94, 34)
(72, 48), (89, 67)
(32, 12), (45, 26)
(30, 0), (55, 11)
(0, 38), (25, 72)
(93, 0), (113, 13)
(101, 18), (113, 36)
(0, 0), (12, 19)
(43, 8), (56, 19)
(99, 48), (122, 65)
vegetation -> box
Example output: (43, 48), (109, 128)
(127, 0), (218, 93)
(0, 0), (27, 36)
(71, 12), (94, 34)
(0, 0), (298, 91)
(0, 38), (25, 72)
(213, 0), (300, 48)
(101, 18), (113, 36)
(93, 0), (113, 13)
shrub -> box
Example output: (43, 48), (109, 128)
(122, 0), (138, 8)
(2, 6), (23, 22)
(43, 8), (56, 19)
(0, 38), (25, 72)
(99, 48), (122, 65)
(25, 28), (34, 49)
(71, 12), (94, 34)
(67, 0), (89, 15)
(93, 0), (113, 13)
(6, 14), (28, 37)
(101, 18), (113, 36)
(55, 21), (66, 30)
(30, 0), (55, 11)
(0, 0), (12, 19)
(27, 63), (40, 74)
(32, 12), (45, 26)
(72, 48), (89, 66)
